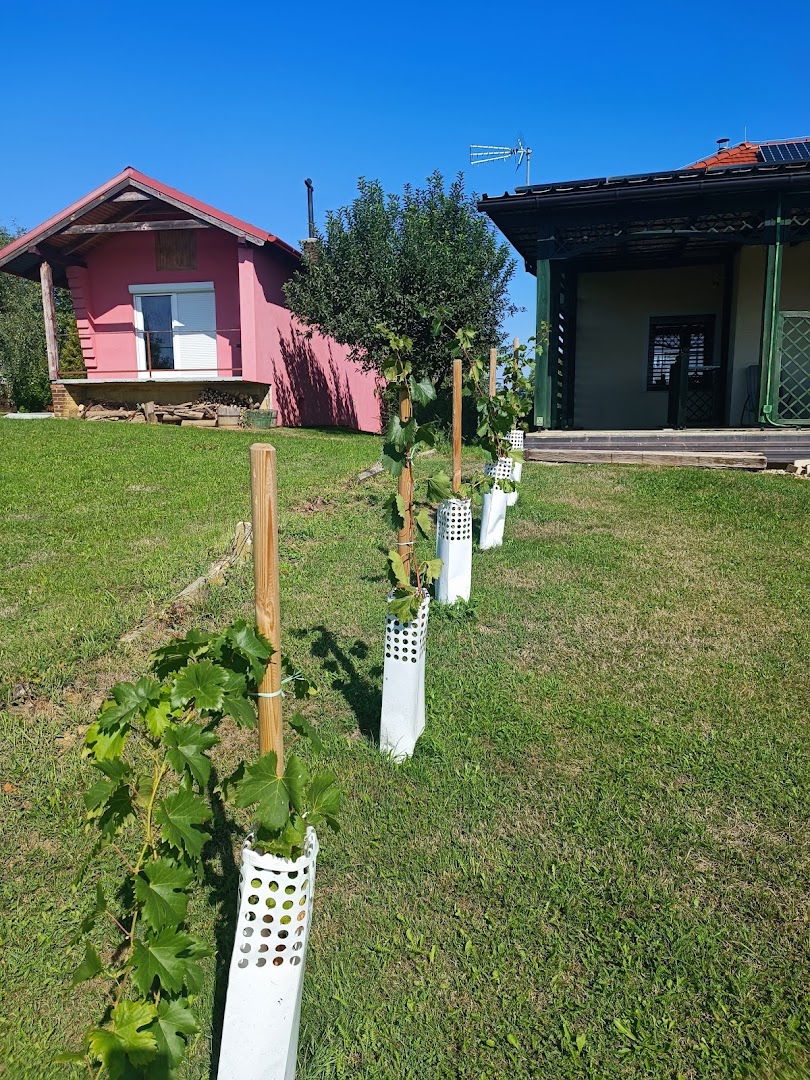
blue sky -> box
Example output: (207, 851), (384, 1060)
(2, 0), (808, 344)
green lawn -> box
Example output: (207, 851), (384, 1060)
(1, 422), (808, 1079)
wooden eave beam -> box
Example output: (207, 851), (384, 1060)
(33, 243), (86, 268)
(125, 180), (267, 245)
(62, 219), (209, 235)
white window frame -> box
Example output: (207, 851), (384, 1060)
(130, 282), (216, 380)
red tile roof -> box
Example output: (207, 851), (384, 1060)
(0, 167), (300, 270)
(687, 138), (810, 169)
(688, 142), (761, 169)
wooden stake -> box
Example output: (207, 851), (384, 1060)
(397, 386), (413, 578)
(488, 347), (497, 397)
(250, 443), (284, 771)
(39, 261), (60, 381)
(452, 356), (462, 494)
(513, 336), (520, 356)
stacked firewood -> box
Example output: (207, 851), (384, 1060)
(79, 401), (229, 427)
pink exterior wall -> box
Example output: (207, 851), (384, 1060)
(246, 245), (382, 433)
(72, 230), (241, 378)
(67, 226), (382, 433)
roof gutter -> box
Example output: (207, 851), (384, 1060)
(478, 166), (810, 215)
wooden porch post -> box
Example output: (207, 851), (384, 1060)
(39, 261), (60, 381)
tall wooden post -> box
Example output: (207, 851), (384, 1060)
(39, 261), (60, 381)
(488, 347), (497, 397)
(250, 443), (285, 771)
(397, 386), (414, 577)
(513, 336), (520, 355)
(452, 356), (462, 494)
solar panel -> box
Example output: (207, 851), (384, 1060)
(759, 141), (810, 163)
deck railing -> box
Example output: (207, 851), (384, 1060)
(56, 327), (243, 380)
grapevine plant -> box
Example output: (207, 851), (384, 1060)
(60, 618), (338, 1079)
(429, 315), (545, 499)
(378, 324), (453, 621)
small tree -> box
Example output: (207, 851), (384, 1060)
(0, 224), (83, 409)
(283, 173), (517, 408)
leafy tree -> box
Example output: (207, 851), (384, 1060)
(0, 224), (83, 410)
(283, 172), (517, 409)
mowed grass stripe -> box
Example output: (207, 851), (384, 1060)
(0, 426), (807, 1078)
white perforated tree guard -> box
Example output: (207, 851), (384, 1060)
(217, 830), (319, 1080)
(505, 431), (524, 507)
(435, 498), (472, 604)
(479, 457), (512, 550)
(379, 592), (429, 761)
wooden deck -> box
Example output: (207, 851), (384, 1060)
(525, 428), (810, 469)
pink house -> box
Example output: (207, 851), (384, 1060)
(0, 167), (382, 431)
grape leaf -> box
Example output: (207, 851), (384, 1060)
(426, 470), (453, 504)
(388, 587), (421, 622)
(144, 700), (173, 740)
(162, 723), (218, 787)
(84, 771), (134, 837)
(289, 713), (324, 753)
(234, 752), (291, 830)
(84, 721), (128, 761)
(414, 507), (432, 538)
(410, 376), (436, 405)
(97, 678), (162, 733)
(284, 755), (310, 813)
(423, 558), (443, 584)
(387, 550), (410, 589)
(280, 813), (307, 850)
(134, 858), (192, 931)
(131, 929), (208, 996)
(308, 772), (340, 829)
(386, 414), (406, 449)
(170, 661), (226, 712)
(84, 759), (129, 810)
(154, 789), (212, 859)
(381, 444), (405, 477)
(71, 941), (103, 984)
(152, 997), (198, 1068)
(151, 630), (212, 679)
(226, 619), (272, 662)
(221, 693), (256, 728)
(88, 1000), (157, 1074)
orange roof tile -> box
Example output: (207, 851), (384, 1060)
(687, 142), (761, 169)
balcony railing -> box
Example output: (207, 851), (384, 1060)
(57, 327), (243, 380)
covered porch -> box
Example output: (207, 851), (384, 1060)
(480, 159), (810, 434)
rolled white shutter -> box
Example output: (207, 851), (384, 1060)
(173, 289), (217, 374)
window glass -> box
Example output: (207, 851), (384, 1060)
(141, 294), (174, 370)
(647, 317), (714, 390)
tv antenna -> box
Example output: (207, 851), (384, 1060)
(469, 136), (533, 185)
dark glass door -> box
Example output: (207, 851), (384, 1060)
(141, 294), (174, 371)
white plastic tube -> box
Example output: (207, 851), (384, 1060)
(479, 457), (512, 550)
(379, 592), (430, 760)
(435, 498), (472, 604)
(505, 430), (524, 507)
(217, 830), (319, 1080)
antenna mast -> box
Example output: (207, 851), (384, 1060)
(469, 137), (533, 185)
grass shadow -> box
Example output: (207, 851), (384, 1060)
(204, 766), (242, 1079)
(295, 626), (382, 744)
